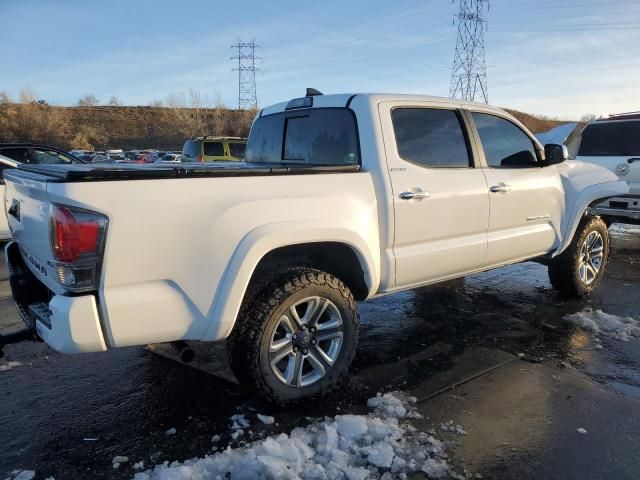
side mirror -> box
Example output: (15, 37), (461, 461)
(544, 143), (569, 165)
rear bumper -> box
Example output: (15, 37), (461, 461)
(39, 295), (107, 354)
(5, 241), (107, 354)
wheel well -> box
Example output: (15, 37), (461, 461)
(249, 242), (370, 300)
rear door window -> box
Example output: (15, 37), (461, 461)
(204, 142), (224, 156)
(578, 122), (640, 156)
(391, 108), (471, 168)
(246, 108), (359, 165)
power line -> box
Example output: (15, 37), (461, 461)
(449, 0), (490, 104)
(231, 39), (261, 110)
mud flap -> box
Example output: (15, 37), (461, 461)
(1, 242), (46, 357)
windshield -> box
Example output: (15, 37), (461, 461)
(578, 121), (640, 156)
(246, 108), (359, 165)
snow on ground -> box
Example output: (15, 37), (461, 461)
(0, 361), (21, 372)
(609, 224), (640, 236)
(133, 392), (458, 480)
(5, 470), (35, 480)
(439, 422), (467, 436)
(565, 310), (640, 342)
(257, 414), (275, 425)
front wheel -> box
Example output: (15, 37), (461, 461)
(228, 268), (359, 403)
(548, 215), (609, 297)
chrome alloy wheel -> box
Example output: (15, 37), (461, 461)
(269, 296), (344, 387)
(578, 231), (604, 285)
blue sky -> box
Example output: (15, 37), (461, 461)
(1, 0), (639, 118)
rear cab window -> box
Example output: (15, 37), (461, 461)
(578, 121), (640, 156)
(182, 140), (200, 160)
(246, 108), (360, 165)
(228, 142), (246, 158)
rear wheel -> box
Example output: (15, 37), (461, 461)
(228, 268), (359, 403)
(548, 216), (609, 297)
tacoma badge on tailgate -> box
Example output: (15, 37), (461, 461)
(19, 245), (47, 277)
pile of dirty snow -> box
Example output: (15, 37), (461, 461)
(565, 310), (640, 342)
(0, 361), (21, 372)
(133, 392), (457, 480)
(609, 224), (640, 236)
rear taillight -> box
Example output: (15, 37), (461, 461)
(50, 205), (107, 291)
(197, 155), (204, 162)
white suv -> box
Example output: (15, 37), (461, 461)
(577, 114), (640, 224)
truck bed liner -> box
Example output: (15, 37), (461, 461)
(14, 162), (360, 182)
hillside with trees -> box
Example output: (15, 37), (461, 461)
(0, 90), (568, 151)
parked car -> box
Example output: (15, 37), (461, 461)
(0, 143), (84, 165)
(575, 113), (640, 225)
(133, 152), (158, 163)
(181, 136), (247, 162)
(69, 149), (93, 158)
(91, 154), (113, 163)
(0, 143), (85, 240)
(2, 92), (627, 402)
(156, 153), (182, 163)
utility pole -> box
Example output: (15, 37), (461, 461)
(449, 0), (490, 104)
(231, 39), (261, 109)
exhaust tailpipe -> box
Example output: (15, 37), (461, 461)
(170, 341), (195, 363)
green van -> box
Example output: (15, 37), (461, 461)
(181, 136), (247, 162)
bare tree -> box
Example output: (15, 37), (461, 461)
(107, 95), (122, 106)
(77, 94), (99, 107)
(580, 113), (597, 122)
(19, 88), (38, 104)
(166, 89), (211, 138)
(0, 91), (12, 104)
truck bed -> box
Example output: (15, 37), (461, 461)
(15, 162), (360, 182)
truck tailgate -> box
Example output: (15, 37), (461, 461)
(4, 169), (62, 294)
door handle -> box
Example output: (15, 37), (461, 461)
(489, 184), (512, 193)
(399, 190), (431, 200)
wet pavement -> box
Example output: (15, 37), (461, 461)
(1, 224), (639, 480)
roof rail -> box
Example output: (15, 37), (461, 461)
(599, 111), (640, 121)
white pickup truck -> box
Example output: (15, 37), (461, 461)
(3, 91), (628, 402)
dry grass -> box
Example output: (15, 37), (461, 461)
(0, 103), (256, 150)
(0, 102), (567, 151)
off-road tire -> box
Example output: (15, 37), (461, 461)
(227, 267), (359, 403)
(548, 215), (609, 297)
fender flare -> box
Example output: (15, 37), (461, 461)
(203, 220), (380, 341)
(554, 180), (628, 256)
